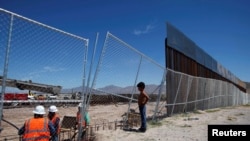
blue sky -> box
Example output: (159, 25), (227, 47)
(1, 0), (250, 86)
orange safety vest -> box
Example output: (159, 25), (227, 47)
(51, 114), (60, 134)
(22, 118), (50, 141)
(77, 111), (86, 127)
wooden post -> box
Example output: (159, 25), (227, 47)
(115, 120), (117, 130)
(103, 121), (105, 130)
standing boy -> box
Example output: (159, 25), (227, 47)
(137, 81), (149, 132)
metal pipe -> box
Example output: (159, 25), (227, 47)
(2, 118), (19, 130)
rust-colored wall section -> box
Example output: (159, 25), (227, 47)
(166, 45), (246, 93)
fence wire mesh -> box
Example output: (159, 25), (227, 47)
(89, 32), (167, 128)
(166, 69), (249, 117)
(0, 9), (89, 141)
(0, 8), (249, 141)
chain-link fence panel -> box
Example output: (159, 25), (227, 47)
(0, 9), (89, 141)
(89, 32), (166, 129)
(166, 68), (249, 117)
(1, 8), (249, 141)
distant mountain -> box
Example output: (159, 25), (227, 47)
(99, 85), (123, 93)
(62, 84), (166, 95)
(61, 86), (82, 93)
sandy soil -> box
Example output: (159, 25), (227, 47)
(95, 105), (250, 141)
(0, 104), (249, 141)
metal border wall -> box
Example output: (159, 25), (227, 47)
(165, 22), (249, 116)
(166, 22), (246, 91)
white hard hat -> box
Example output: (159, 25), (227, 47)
(78, 103), (83, 107)
(48, 105), (58, 112)
(33, 105), (46, 115)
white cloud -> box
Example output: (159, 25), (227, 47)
(27, 66), (65, 78)
(43, 66), (65, 72)
(133, 23), (155, 35)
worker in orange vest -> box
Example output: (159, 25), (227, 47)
(18, 105), (56, 141)
(76, 103), (90, 140)
(48, 105), (60, 141)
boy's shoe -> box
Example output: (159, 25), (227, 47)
(137, 127), (146, 132)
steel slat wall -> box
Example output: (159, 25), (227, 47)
(166, 23), (246, 92)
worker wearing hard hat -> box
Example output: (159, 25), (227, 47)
(48, 105), (60, 141)
(18, 105), (56, 141)
(76, 103), (90, 139)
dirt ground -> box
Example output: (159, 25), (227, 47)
(0, 103), (249, 141)
(0, 102), (147, 140)
(95, 105), (250, 141)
